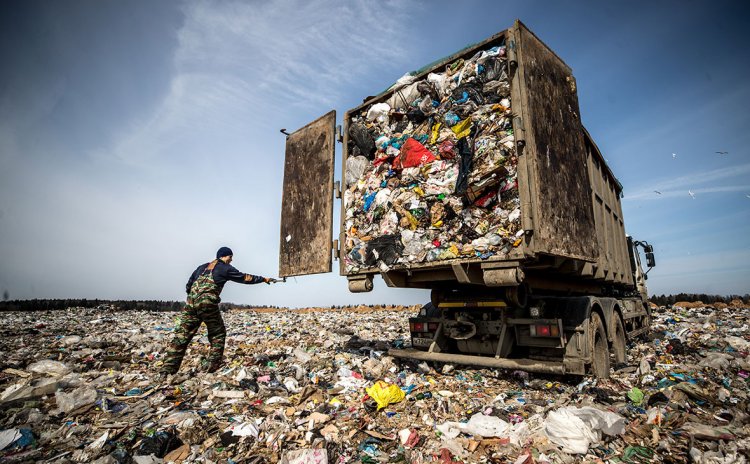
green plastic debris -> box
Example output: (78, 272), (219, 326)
(622, 445), (654, 463)
(627, 387), (644, 405)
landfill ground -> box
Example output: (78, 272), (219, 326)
(2, 303), (750, 463)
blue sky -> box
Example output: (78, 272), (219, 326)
(0, 0), (748, 307)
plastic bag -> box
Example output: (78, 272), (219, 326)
(393, 137), (435, 169)
(699, 352), (733, 370)
(366, 102), (391, 124)
(27, 360), (71, 377)
(461, 413), (510, 437)
(345, 156), (369, 186)
(280, 448), (328, 464)
(628, 387), (644, 405)
(544, 406), (626, 454)
(364, 234), (403, 267)
(0, 429), (21, 450)
(137, 430), (182, 458)
(436, 421), (461, 439)
(725, 336), (750, 351)
(348, 123), (376, 159)
(393, 138), (435, 170)
(365, 380), (405, 410)
(646, 407), (666, 425)
(55, 386), (98, 413)
(451, 117), (473, 139)
(386, 82), (421, 110)
(388, 73), (417, 92)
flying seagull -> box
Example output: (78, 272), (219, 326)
(689, 190), (696, 199)
(716, 151), (728, 155)
(672, 153), (677, 159)
(654, 190), (662, 195)
(746, 194), (750, 199)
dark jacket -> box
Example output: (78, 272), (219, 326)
(186, 259), (265, 294)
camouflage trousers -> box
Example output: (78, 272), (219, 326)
(161, 304), (226, 374)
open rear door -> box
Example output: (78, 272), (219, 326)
(513, 21), (598, 261)
(279, 111), (337, 277)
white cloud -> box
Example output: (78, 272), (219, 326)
(99, 0), (411, 167)
(624, 163), (750, 200)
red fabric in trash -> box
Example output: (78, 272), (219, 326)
(438, 448), (460, 464)
(393, 138), (435, 170)
(405, 430), (420, 448)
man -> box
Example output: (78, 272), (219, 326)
(160, 246), (271, 376)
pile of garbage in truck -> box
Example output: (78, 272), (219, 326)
(344, 42), (523, 273)
(2, 301), (750, 463)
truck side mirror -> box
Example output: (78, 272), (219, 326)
(646, 252), (655, 268)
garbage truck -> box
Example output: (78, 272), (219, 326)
(278, 20), (655, 378)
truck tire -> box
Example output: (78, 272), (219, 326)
(590, 312), (610, 379)
(421, 302), (440, 317)
(611, 316), (627, 366)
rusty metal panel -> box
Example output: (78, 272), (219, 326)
(514, 22), (598, 262)
(585, 138), (634, 286)
(279, 111), (336, 277)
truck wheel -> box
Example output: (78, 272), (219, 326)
(590, 312), (610, 379)
(421, 302), (439, 317)
(612, 316), (627, 366)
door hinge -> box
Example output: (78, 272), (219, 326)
(332, 239), (339, 260)
(334, 180), (341, 199)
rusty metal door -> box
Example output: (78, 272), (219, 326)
(279, 111), (336, 277)
(512, 21), (598, 262)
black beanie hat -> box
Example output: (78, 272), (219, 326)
(216, 246), (233, 259)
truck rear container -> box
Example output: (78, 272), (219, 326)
(278, 20), (655, 377)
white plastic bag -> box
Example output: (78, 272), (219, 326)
(366, 103), (391, 124)
(388, 73), (417, 92)
(27, 360), (71, 377)
(55, 386), (97, 413)
(436, 421), (461, 439)
(544, 406), (626, 454)
(0, 429), (21, 450)
(280, 449), (328, 464)
(699, 352), (733, 370)
(725, 336), (750, 352)
(345, 156), (369, 186)
(461, 413), (510, 438)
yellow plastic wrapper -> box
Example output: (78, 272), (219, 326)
(366, 380), (405, 410)
(430, 122), (442, 145)
(449, 244), (459, 256)
(451, 117), (472, 139)
(402, 211), (418, 230)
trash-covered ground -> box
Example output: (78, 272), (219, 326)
(2, 303), (750, 463)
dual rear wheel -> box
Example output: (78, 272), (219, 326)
(590, 312), (627, 379)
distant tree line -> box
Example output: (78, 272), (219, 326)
(650, 293), (750, 306)
(0, 299), (400, 312)
(0, 299), (185, 312)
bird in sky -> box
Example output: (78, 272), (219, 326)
(689, 190), (696, 199)
(746, 194), (750, 199)
(672, 153), (677, 159)
(715, 151), (728, 155)
(654, 190), (662, 195)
